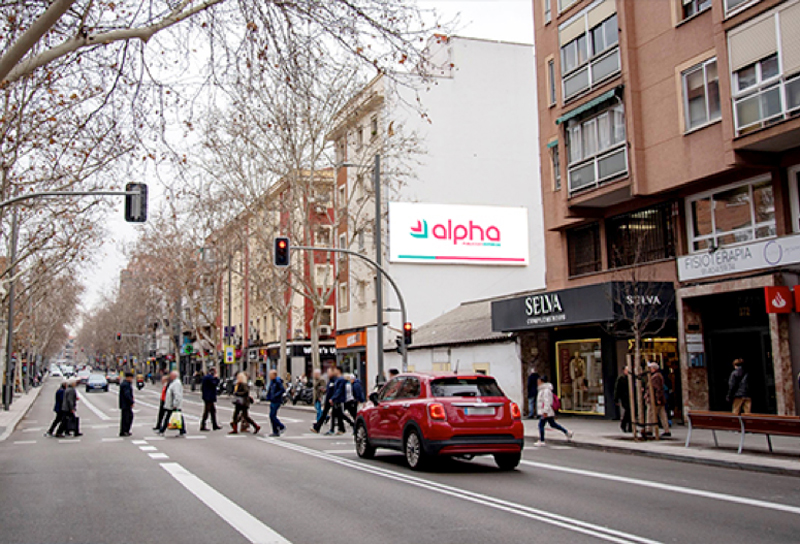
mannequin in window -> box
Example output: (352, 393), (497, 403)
(569, 351), (587, 410)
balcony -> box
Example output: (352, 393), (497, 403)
(568, 143), (628, 195)
(734, 72), (800, 136)
(563, 47), (621, 102)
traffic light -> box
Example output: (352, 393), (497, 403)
(274, 237), (290, 267)
(395, 337), (402, 354)
(403, 322), (413, 346)
(124, 182), (148, 223)
(115, 332), (122, 342)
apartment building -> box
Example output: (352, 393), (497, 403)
(329, 36), (545, 395)
(492, 0), (800, 418)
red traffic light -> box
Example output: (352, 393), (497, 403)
(274, 236), (290, 267)
(403, 322), (412, 346)
(115, 332), (122, 342)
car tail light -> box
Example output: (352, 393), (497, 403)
(510, 402), (521, 420)
(428, 403), (447, 421)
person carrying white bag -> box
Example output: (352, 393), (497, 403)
(158, 370), (186, 437)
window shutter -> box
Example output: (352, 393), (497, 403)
(560, 18), (586, 46)
(728, 16), (777, 72)
(588, 0), (616, 29)
(780, 3), (800, 76)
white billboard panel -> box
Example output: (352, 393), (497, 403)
(388, 202), (529, 265)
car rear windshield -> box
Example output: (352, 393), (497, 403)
(89, 375), (105, 380)
(430, 377), (504, 398)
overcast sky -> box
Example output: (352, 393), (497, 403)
(78, 0), (535, 314)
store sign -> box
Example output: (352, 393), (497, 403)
(677, 234), (800, 282)
(765, 286), (793, 313)
(336, 331), (367, 349)
(388, 202), (529, 265)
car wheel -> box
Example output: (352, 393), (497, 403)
(355, 423), (375, 459)
(104, 386), (109, 392)
(494, 452), (521, 471)
(404, 429), (428, 470)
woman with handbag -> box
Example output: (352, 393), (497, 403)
(158, 371), (186, 437)
(230, 372), (260, 435)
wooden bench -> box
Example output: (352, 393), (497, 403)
(686, 410), (800, 454)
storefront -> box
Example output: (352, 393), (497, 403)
(335, 330), (367, 380)
(265, 341), (337, 379)
(492, 282), (677, 419)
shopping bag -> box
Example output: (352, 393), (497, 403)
(168, 411), (183, 430)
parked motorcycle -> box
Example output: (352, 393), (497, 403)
(292, 381), (313, 406)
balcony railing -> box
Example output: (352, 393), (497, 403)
(733, 72), (800, 135)
(563, 47), (621, 102)
(567, 143), (628, 195)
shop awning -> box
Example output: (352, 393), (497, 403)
(555, 88), (620, 125)
(546, 139), (559, 149)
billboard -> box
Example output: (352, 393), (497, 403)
(388, 202), (529, 265)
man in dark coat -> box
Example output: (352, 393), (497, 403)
(45, 381), (68, 437)
(119, 372), (135, 437)
(613, 366), (632, 433)
(526, 370), (540, 419)
(265, 369), (286, 437)
(311, 367), (336, 434)
(200, 367), (222, 431)
(59, 380), (82, 437)
(727, 358), (751, 415)
(328, 367), (350, 436)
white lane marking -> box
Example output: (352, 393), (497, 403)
(77, 394), (112, 421)
(185, 436), (207, 440)
(279, 435), (330, 440)
(520, 460), (800, 516)
(143, 436), (166, 441)
(14, 440), (37, 445)
(58, 439), (80, 444)
(161, 462), (289, 544)
(322, 449), (355, 454)
(22, 427), (43, 432)
(225, 435), (248, 439)
(149, 453), (169, 459)
(258, 438), (654, 544)
(91, 425), (113, 429)
(102, 438), (124, 443)
(132, 440), (148, 445)
(140, 446), (158, 451)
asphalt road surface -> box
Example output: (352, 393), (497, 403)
(1, 378), (799, 544)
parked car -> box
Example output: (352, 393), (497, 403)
(86, 374), (109, 392)
(354, 373), (524, 471)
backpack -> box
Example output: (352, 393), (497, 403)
(552, 394), (561, 412)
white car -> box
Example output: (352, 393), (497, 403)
(49, 365), (63, 378)
(85, 374), (108, 392)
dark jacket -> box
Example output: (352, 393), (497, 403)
(727, 366), (750, 401)
(62, 386), (77, 413)
(266, 377), (285, 403)
(331, 376), (348, 404)
(527, 372), (540, 398)
(613, 374), (630, 407)
(234, 382), (251, 408)
(201, 374), (219, 402)
(352, 379), (366, 403)
(645, 371), (666, 407)
(323, 378), (336, 403)
(54, 388), (65, 413)
(119, 380), (135, 410)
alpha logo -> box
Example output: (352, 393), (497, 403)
(409, 219), (501, 246)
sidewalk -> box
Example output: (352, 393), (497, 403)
(282, 404), (800, 476)
(0, 385), (45, 442)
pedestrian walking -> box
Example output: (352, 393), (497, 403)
(328, 366), (353, 436)
(229, 372), (261, 435)
(158, 371), (186, 437)
(727, 358), (751, 415)
(153, 375), (170, 431)
(535, 375), (572, 446)
(344, 374), (358, 422)
(119, 372), (135, 437)
(45, 381), (67, 437)
(311, 367), (336, 434)
(312, 369), (326, 422)
(526, 369), (540, 419)
(200, 367), (222, 431)
(614, 366), (632, 433)
(351, 374), (366, 411)
(265, 369), (286, 437)
(644, 362), (671, 437)
(58, 380), (83, 437)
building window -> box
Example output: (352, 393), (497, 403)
(682, 58), (721, 131)
(316, 226), (332, 246)
(555, 339), (602, 414)
(567, 223), (602, 276)
(606, 203), (676, 268)
(338, 283), (349, 312)
(560, 7), (620, 101)
(357, 126), (364, 149)
(566, 104), (627, 194)
(548, 59), (557, 106)
(544, 0), (552, 23)
(686, 176), (775, 252)
(682, 0), (712, 19)
(558, 0), (579, 14)
(788, 165), (800, 233)
(337, 185), (346, 209)
(370, 115), (378, 140)
(320, 307), (333, 327)
(728, 4), (800, 135)
(315, 265), (333, 288)
(552, 145), (562, 190)
(724, 0), (757, 15)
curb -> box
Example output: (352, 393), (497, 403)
(525, 434), (800, 478)
(0, 385), (45, 443)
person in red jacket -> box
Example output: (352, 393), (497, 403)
(153, 375), (170, 431)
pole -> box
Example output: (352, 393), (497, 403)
(373, 154), (385, 383)
(3, 207), (19, 410)
(227, 253), (232, 377)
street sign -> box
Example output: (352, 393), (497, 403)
(182, 343), (193, 355)
(224, 345), (235, 364)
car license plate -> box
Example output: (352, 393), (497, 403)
(465, 407), (495, 416)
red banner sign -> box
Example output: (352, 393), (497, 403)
(765, 286), (793, 313)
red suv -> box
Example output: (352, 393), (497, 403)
(354, 373), (524, 470)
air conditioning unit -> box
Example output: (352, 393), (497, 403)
(315, 205), (325, 214)
(318, 325), (332, 337)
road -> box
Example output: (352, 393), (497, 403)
(1, 378), (798, 544)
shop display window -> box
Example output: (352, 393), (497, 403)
(556, 339), (603, 414)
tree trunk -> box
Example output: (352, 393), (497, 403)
(310, 312), (321, 372)
(279, 312), (288, 377)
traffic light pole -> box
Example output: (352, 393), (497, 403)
(290, 245), (408, 373)
(0, 189), (142, 210)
